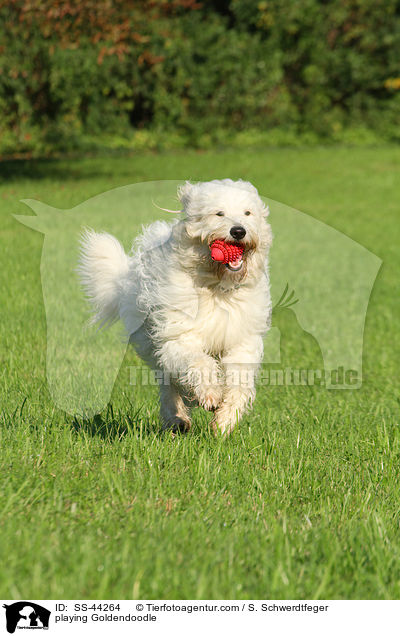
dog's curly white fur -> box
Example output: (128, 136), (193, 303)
(78, 179), (272, 435)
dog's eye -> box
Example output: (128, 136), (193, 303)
(216, 211), (225, 216)
(244, 210), (251, 216)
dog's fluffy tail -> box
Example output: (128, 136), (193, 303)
(77, 229), (130, 327)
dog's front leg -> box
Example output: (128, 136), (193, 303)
(160, 382), (192, 433)
(157, 336), (223, 411)
(212, 335), (264, 435)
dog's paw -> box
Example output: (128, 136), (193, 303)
(162, 416), (191, 434)
(195, 385), (223, 411)
(185, 363), (223, 410)
(210, 412), (236, 436)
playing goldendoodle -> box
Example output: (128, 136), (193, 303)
(78, 179), (272, 435)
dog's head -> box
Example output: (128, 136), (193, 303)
(178, 179), (272, 284)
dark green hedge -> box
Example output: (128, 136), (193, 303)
(1, 0), (399, 155)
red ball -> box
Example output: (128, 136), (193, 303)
(210, 240), (244, 264)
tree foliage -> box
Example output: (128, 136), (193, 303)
(0, 0), (399, 154)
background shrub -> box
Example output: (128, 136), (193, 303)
(0, 0), (399, 155)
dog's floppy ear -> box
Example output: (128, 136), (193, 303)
(262, 203), (270, 218)
(177, 181), (195, 210)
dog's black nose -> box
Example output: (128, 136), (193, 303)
(230, 225), (246, 240)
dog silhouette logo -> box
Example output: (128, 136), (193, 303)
(3, 602), (50, 633)
(14, 180), (381, 417)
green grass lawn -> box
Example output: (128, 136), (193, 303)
(0, 146), (399, 599)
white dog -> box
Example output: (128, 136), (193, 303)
(78, 179), (272, 435)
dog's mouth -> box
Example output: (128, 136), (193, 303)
(208, 238), (249, 273)
(225, 257), (243, 272)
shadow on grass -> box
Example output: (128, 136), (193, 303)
(71, 404), (163, 441)
(0, 153), (138, 182)
(70, 404), (214, 441)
